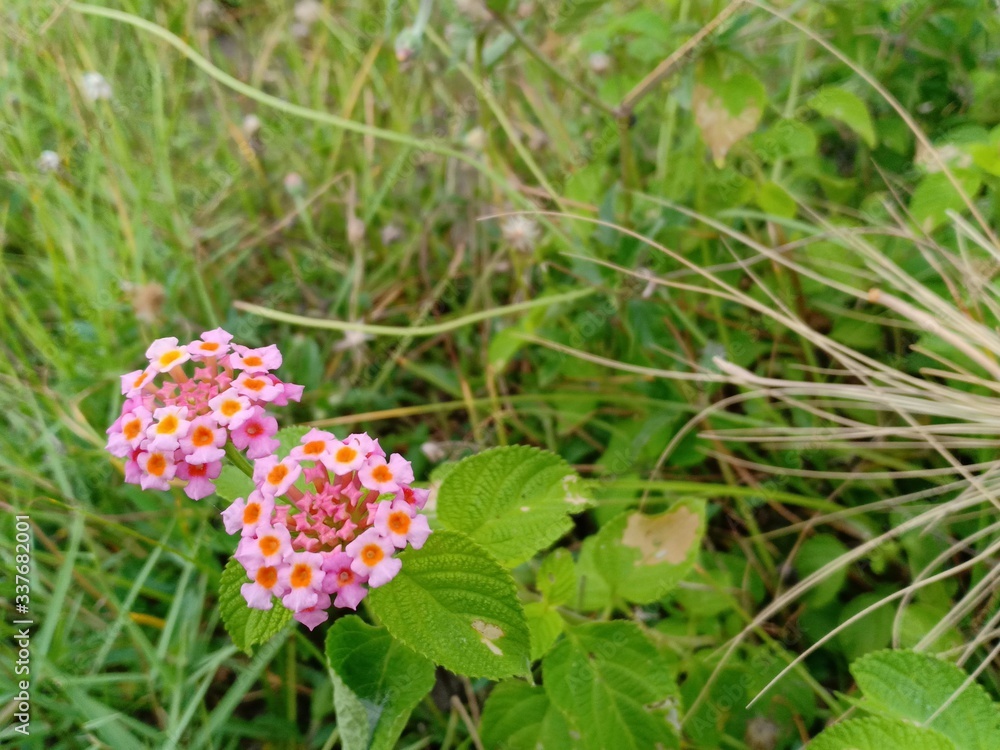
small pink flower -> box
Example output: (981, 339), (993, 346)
(279, 551), (326, 611)
(346, 529), (401, 588)
(230, 344), (282, 373)
(277, 380), (304, 404)
(230, 406), (279, 460)
(322, 437), (366, 475)
(240, 563), (287, 610)
(106, 403), (153, 457)
(222, 491), (274, 536)
(177, 459), (222, 500)
(146, 337), (191, 373)
(179, 415), (226, 464)
(321, 551), (368, 610)
(120, 368), (153, 397)
(236, 523), (293, 568)
(293, 592), (331, 630)
(232, 371), (285, 402)
(374, 499), (431, 549)
(137, 449), (176, 491)
(254, 455), (301, 498)
(358, 453), (413, 493)
(186, 328), (233, 360)
(290, 428), (336, 464)
(397, 485), (430, 510)
(349, 433), (385, 458)
(208, 388), (252, 428)
(145, 405), (191, 452)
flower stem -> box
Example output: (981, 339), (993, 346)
(224, 441), (254, 478)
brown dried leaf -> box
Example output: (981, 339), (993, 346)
(621, 506), (701, 566)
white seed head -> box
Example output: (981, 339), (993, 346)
(463, 126), (486, 151)
(37, 150), (60, 173)
(293, 0), (323, 25)
(242, 114), (262, 137)
(589, 51), (611, 74)
(380, 224), (403, 245)
(333, 329), (373, 352)
(283, 172), (305, 195)
(420, 442), (447, 462)
(80, 72), (112, 102)
(501, 215), (540, 253)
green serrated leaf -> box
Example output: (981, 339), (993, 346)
(576, 501), (705, 610)
(325, 616), (436, 750)
(524, 601), (564, 662)
(810, 716), (957, 750)
(215, 465), (254, 502)
(276, 425), (310, 456)
(219, 558), (293, 655)
(809, 86), (876, 147)
(851, 649), (1000, 750)
(367, 530), (531, 679)
(543, 621), (681, 750)
(537, 549), (578, 606)
(480, 681), (580, 750)
(436, 446), (590, 566)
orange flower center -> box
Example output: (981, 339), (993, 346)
(156, 414), (179, 434)
(123, 419), (142, 440)
(159, 350), (182, 368)
(290, 563), (312, 588)
(388, 512), (411, 535)
(255, 566), (278, 588)
(243, 503), (261, 525)
(200, 341), (219, 352)
(146, 453), (167, 476)
(258, 535), (280, 556)
(335, 446), (357, 463)
(243, 378), (266, 391)
(371, 465), (392, 483)
(134, 372), (148, 387)
(304, 440), (326, 455)
(221, 400), (242, 417)
(191, 425), (214, 446)
(361, 544), (384, 566)
(242, 355), (264, 368)
(266, 464), (288, 485)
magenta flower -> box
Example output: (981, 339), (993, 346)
(321, 551), (368, 610)
(230, 406), (279, 460)
(176, 459), (222, 500)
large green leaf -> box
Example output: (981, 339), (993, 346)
(808, 86), (876, 147)
(367, 530), (531, 679)
(215, 466), (254, 502)
(575, 501), (705, 610)
(325, 616), (436, 750)
(543, 621), (681, 750)
(480, 681), (579, 750)
(810, 716), (956, 750)
(851, 650), (1000, 750)
(909, 172), (982, 231)
(436, 446), (589, 566)
(218, 557), (292, 655)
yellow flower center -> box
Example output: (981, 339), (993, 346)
(156, 414), (179, 435)
(255, 566), (277, 588)
(266, 464), (288, 485)
(361, 544), (384, 567)
(388, 512), (411, 535)
(146, 454), (167, 476)
(158, 350), (182, 368)
(290, 563), (312, 588)
(191, 425), (214, 446)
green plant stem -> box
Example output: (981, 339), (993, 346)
(234, 288), (596, 336)
(224, 442), (254, 478)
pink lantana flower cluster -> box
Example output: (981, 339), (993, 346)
(105, 329), (303, 499)
(222, 429), (431, 630)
